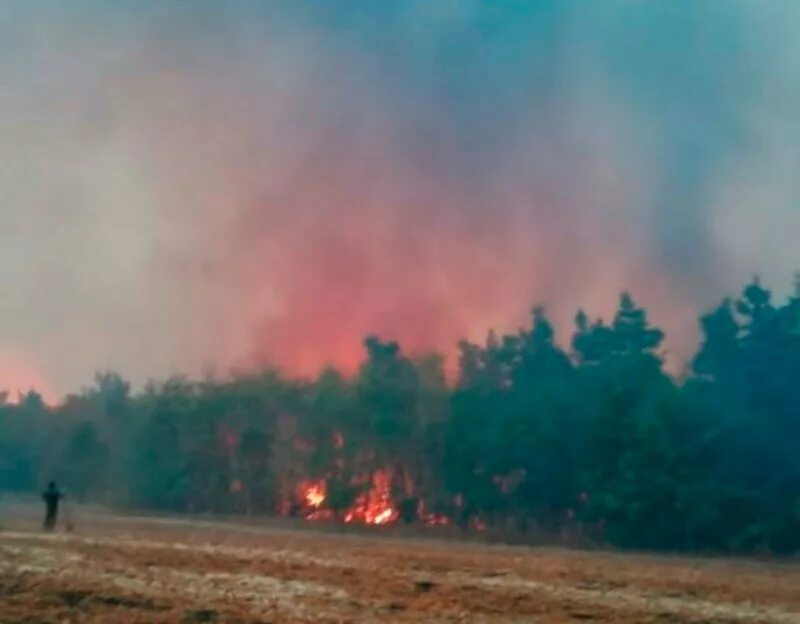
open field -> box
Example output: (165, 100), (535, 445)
(0, 505), (799, 623)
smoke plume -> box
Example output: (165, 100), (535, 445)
(1, 1), (798, 399)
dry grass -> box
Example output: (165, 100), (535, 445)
(0, 506), (798, 623)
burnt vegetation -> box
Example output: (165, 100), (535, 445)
(1, 278), (799, 554)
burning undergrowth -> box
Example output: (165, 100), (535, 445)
(280, 430), (451, 528)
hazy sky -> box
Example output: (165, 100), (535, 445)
(1, 1), (798, 399)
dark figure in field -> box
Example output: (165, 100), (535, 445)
(42, 481), (64, 531)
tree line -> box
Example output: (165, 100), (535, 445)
(0, 278), (798, 553)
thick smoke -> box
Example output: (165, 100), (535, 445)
(0, 1), (798, 399)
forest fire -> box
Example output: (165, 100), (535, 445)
(294, 469), (400, 526)
(343, 469), (399, 525)
(301, 481), (326, 508)
(282, 429), (517, 531)
(282, 416), (526, 531)
(287, 429), (460, 528)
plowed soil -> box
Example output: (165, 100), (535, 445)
(1, 506), (798, 623)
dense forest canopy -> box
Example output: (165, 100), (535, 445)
(1, 277), (799, 554)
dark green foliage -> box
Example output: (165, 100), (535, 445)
(1, 278), (798, 553)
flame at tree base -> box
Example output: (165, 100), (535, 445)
(302, 481), (326, 508)
(290, 474), (469, 529)
(293, 469), (401, 526)
(343, 469), (398, 525)
(287, 432), (459, 528)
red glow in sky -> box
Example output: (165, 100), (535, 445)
(0, 350), (55, 405)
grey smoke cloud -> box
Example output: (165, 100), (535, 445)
(0, 1), (798, 399)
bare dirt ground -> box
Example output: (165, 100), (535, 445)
(1, 503), (799, 623)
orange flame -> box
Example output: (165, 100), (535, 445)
(343, 468), (398, 525)
(299, 480), (327, 509)
(293, 465), (460, 528)
(373, 507), (395, 525)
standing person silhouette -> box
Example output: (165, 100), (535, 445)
(42, 481), (64, 531)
